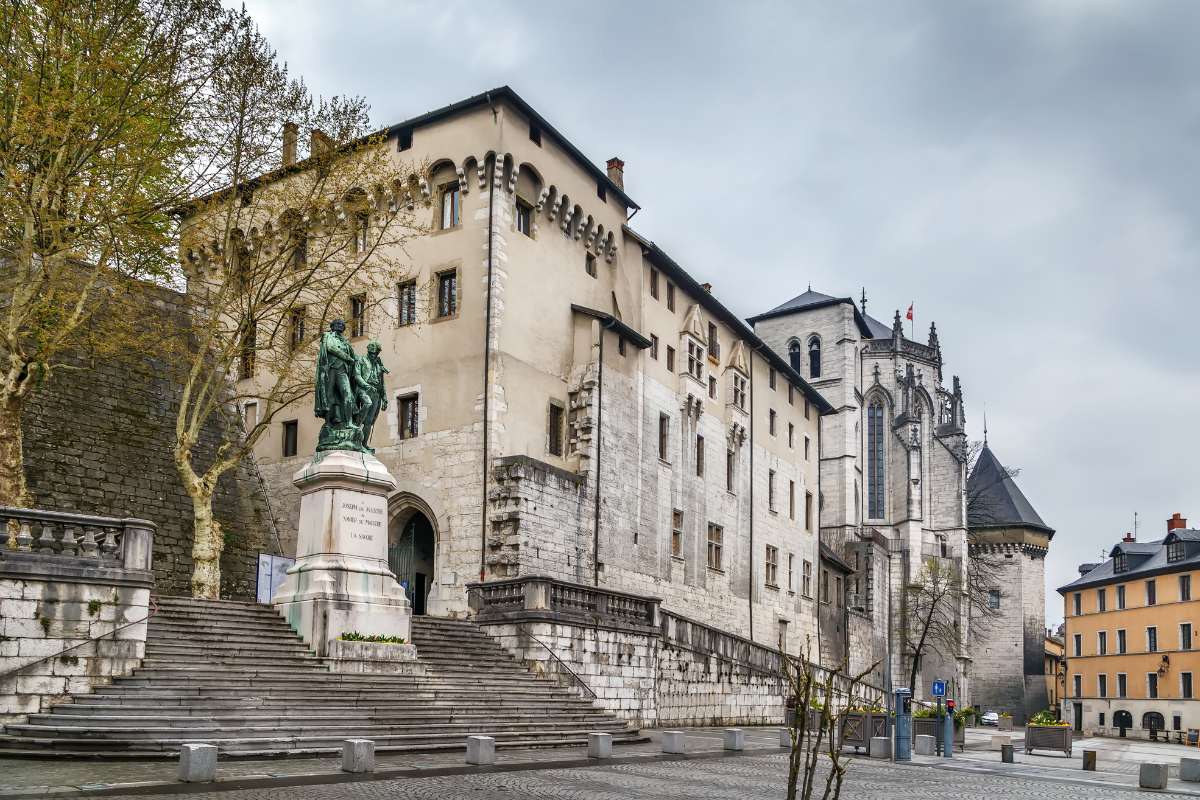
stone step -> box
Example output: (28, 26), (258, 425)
(91, 683), (577, 698)
(31, 710), (613, 727)
(63, 698), (602, 713)
(5, 719), (626, 740)
(111, 669), (546, 684)
(143, 646), (316, 660)
(136, 658), (329, 671)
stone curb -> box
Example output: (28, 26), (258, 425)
(907, 755), (1200, 797)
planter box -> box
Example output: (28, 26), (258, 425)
(912, 717), (965, 746)
(998, 717), (1013, 731)
(1025, 725), (1072, 756)
(324, 639), (426, 674)
(841, 712), (890, 751)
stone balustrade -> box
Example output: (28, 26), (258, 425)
(469, 575), (661, 632)
(1, 506), (153, 575)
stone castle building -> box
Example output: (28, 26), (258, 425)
(750, 291), (972, 698)
(229, 87), (831, 657)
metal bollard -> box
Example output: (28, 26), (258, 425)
(1001, 744), (1014, 763)
(1082, 750), (1097, 771)
(588, 732), (613, 759)
(661, 730), (686, 754)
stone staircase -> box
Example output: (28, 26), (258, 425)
(0, 596), (641, 758)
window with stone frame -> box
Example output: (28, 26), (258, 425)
(1116, 585), (1126, 609)
(1148, 626), (1158, 653)
(788, 384), (795, 406)
(658, 414), (670, 462)
(768, 469), (776, 511)
(1117, 628), (1126, 653)
(706, 523), (723, 570)
(1148, 672), (1159, 699)
(787, 422), (794, 447)
(708, 375), (717, 399)
(808, 336), (821, 378)
(1182, 574), (1192, 601)
(695, 435), (705, 477)
(686, 338), (704, 381)
(769, 368), (777, 390)
(350, 294), (367, 338)
(1147, 579), (1157, 606)
(804, 435), (811, 461)
(515, 198), (533, 237)
(835, 575), (843, 607)
(398, 393), (419, 440)
(1072, 633), (1081, 657)
(1098, 674), (1107, 698)
(667, 282), (675, 312)
(353, 211), (370, 253)
(440, 182), (461, 229)
(1098, 630), (1107, 655)
(768, 409), (777, 436)
(1185, 672), (1195, 699)
(707, 321), (720, 360)
(650, 268), (659, 299)
(666, 345), (676, 373)
(788, 553), (795, 592)
(288, 307), (306, 351)
(547, 401), (565, 457)
(987, 589), (1000, 610)
(241, 401), (257, 430)
(1183, 623), (1194, 650)
(789, 480), (796, 520)
(1072, 674), (1081, 697)
(436, 269), (458, 318)
(820, 567), (829, 604)
(1117, 673), (1127, 698)
(805, 491), (814, 531)
(650, 334), (659, 360)
(671, 509), (683, 558)
(788, 339), (802, 373)
(867, 400), (885, 518)
(802, 560), (813, 597)
(397, 280), (417, 326)
(585, 252), (597, 278)
(281, 420), (298, 457)
(765, 545), (779, 587)
(1098, 587), (1106, 612)
(726, 449), (736, 493)
(732, 373), (747, 410)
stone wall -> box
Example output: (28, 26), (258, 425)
(21, 284), (279, 599)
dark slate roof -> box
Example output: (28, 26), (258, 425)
(863, 313), (893, 339)
(1059, 530), (1200, 593)
(820, 542), (854, 574)
(967, 445), (1054, 536)
(757, 289), (839, 317)
(746, 290), (875, 338)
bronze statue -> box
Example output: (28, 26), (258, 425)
(354, 340), (389, 452)
(315, 319), (368, 452)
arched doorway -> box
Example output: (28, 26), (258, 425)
(388, 507), (436, 615)
(1143, 711), (1165, 731)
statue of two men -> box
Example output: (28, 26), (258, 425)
(314, 319), (388, 454)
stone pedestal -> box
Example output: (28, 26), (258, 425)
(272, 451), (411, 657)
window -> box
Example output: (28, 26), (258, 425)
(618, 337), (627, 357)
(1148, 626), (1158, 653)
(586, 252), (597, 278)
(666, 346), (676, 372)
(708, 376), (717, 399)
(1117, 585), (1126, 609)
(788, 384), (795, 406)
(440, 183), (461, 229)
(1098, 631), (1108, 655)
(437, 270), (458, 318)
(769, 409), (777, 435)
(290, 235), (307, 270)
(1182, 574), (1193, 601)
(1073, 592), (1082, 616)
(769, 368), (777, 390)
(1098, 674), (1107, 698)
(1114, 553), (1128, 573)
(667, 282), (675, 311)
(1185, 673), (1195, 699)
(398, 394), (419, 439)
(788, 339), (802, 372)
(288, 307), (306, 351)
(281, 420), (298, 457)
(707, 523), (723, 570)
(398, 280), (417, 326)
(695, 435), (705, 477)
(835, 576), (843, 607)
(804, 436), (811, 461)
(789, 480), (796, 520)
(529, 124), (541, 145)
(658, 414), (670, 461)
(239, 322), (256, 379)
(396, 127), (413, 150)
(726, 449), (736, 493)
(987, 589), (1001, 610)
(805, 492), (814, 531)
(1148, 673), (1159, 699)
(516, 199), (533, 237)
(1097, 588), (1106, 612)
(1072, 674), (1081, 697)
(733, 374), (747, 410)
(650, 334), (659, 360)
(686, 339), (703, 380)
(650, 268), (659, 299)
(821, 568), (830, 604)
(707, 322), (720, 360)
(353, 211), (370, 253)
(1099, 712), (1106, 727)
(1147, 580), (1157, 606)
(349, 294), (366, 338)
(765, 546), (779, 587)
(671, 509), (683, 558)
(1169, 540), (1186, 563)
(808, 336), (821, 378)
(1183, 623), (1193, 651)
(548, 402), (564, 457)
(788, 422), (794, 448)
(768, 470), (776, 511)
(804, 397), (811, 419)
(788, 554), (795, 592)
(596, 182), (606, 202)
(802, 560), (813, 597)
(241, 401), (257, 430)
(867, 400), (885, 518)
(1117, 673), (1127, 698)
(1118, 628), (1127, 654)
(1072, 633), (1082, 657)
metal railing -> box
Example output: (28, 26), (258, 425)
(518, 622), (597, 699)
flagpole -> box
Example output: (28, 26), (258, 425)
(910, 301), (914, 340)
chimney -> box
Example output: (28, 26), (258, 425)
(1168, 512), (1188, 532)
(1123, 531), (1136, 543)
(282, 122), (298, 167)
(310, 128), (332, 158)
(606, 157), (625, 190)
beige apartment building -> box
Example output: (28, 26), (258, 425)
(214, 87), (832, 656)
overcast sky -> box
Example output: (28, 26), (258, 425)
(239, 0), (1200, 625)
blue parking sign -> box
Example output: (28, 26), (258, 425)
(931, 680), (946, 697)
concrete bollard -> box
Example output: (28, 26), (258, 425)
(588, 732), (613, 759)
(341, 739), (375, 773)
(869, 736), (891, 759)
(780, 728), (793, 748)
(1180, 757), (1200, 782)
(1139, 762), (1169, 790)
(466, 735), (496, 765)
(662, 730), (686, 754)
(178, 743), (218, 783)
(723, 728), (745, 751)
(1001, 744), (1014, 763)
(1082, 750), (1097, 771)
(990, 734), (1012, 750)
(914, 734), (935, 756)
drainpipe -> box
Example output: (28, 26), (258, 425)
(479, 156), (496, 582)
(592, 321), (610, 585)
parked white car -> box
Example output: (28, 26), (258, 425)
(981, 711), (1000, 727)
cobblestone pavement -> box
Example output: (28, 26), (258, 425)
(54, 751), (1200, 800)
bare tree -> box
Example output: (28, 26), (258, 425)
(904, 558), (961, 696)
(172, 9), (428, 598)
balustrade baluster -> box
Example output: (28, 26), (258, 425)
(100, 528), (119, 559)
(36, 524), (56, 553)
(59, 525), (79, 556)
(4, 519), (15, 550)
(16, 522), (33, 552)
(80, 526), (100, 557)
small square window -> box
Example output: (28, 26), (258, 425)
(586, 253), (597, 278)
(516, 199), (533, 237)
(529, 124), (542, 146)
(396, 127), (413, 151)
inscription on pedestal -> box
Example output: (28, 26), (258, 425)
(332, 489), (387, 560)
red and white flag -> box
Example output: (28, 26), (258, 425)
(906, 303), (914, 321)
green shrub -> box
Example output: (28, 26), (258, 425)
(87, 599), (102, 617)
(338, 632), (407, 644)
(1028, 709), (1067, 726)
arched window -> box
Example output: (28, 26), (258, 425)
(808, 336), (821, 379)
(788, 339), (802, 373)
(867, 400), (885, 519)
